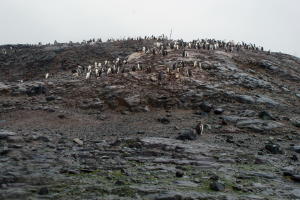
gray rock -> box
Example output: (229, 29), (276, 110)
(291, 175), (300, 182)
(0, 82), (11, 94)
(237, 119), (283, 132)
(36, 136), (50, 142)
(291, 189), (300, 198)
(231, 73), (272, 89)
(199, 102), (213, 113)
(73, 138), (83, 146)
(176, 129), (197, 141)
(258, 111), (275, 120)
(157, 117), (170, 124)
(291, 118), (300, 128)
(151, 191), (183, 200)
(210, 181), (225, 191)
(214, 108), (224, 115)
(240, 110), (256, 117)
(0, 130), (16, 139)
(223, 116), (248, 123)
(7, 136), (24, 143)
(174, 180), (199, 187)
(290, 146), (300, 153)
(235, 95), (256, 104)
(38, 187), (49, 195)
(26, 83), (47, 96)
(256, 95), (280, 107)
(45, 96), (56, 101)
(265, 143), (283, 154)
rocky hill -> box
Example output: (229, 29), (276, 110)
(0, 38), (300, 200)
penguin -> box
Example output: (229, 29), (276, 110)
(45, 73), (49, 79)
(196, 122), (204, 135)
(86, 72), (91, 80)
(194, 61), (198, 68)
(166, 67), (170, 73)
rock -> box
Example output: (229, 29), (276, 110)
(210, 181), (225, 191)
(291, 155), (298, 161)
(174, 180), (198, 187)
(0, 130), (16, 139)
(73, 138), (83, 146)
(0, 82), (11, 94)
(175, 171), (184, 178)
(235, 95), (256, 104)
(282, 166), (296, 176)
(199, 102), (213, 113)
(290, 146), (300, 153)
(291, 189), (300, 198)
(157, 117), (170, 124)
(58, 114), (66, 119)
(45, 96), (56, 101)
(38, 187), (49, 195)
(240, 110), (256, 117)
(223, 116), (248, 123)
(258, 111), (275, 120)
(237, 119), (283, 132)
(256, 95), (279, 107)
(26, 84), (47, 96)
(291, 118), (300, 128)
(176, 129), (197, 141)
(115, 180), (125, 185)
(214, 108), (224, 115)
(36, 136), (50, 142)
(150, 191), (183, 200)
(265, 143), (283, 154)
(150, 76), (157, 82)
(123, 95), (140, 106)
(7, 136), (24, 143)
(80, 99), (104, 110)
(291, 175), (300, 182)
(231, 72), (272, 89)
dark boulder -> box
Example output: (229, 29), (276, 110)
(176, 129), (197, 141)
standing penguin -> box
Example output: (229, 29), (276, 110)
(196, 121), (204, 135)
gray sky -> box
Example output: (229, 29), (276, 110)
(0, 0), (299, 57)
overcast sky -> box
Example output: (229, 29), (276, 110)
(0, 0), (299, 57)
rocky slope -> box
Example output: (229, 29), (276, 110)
(0, 39), (300, 200)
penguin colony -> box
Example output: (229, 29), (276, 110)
(63, 35), (267, 81)
(0, 35), (267, 80)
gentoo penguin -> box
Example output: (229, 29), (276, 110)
(45, 73), (49, 79)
